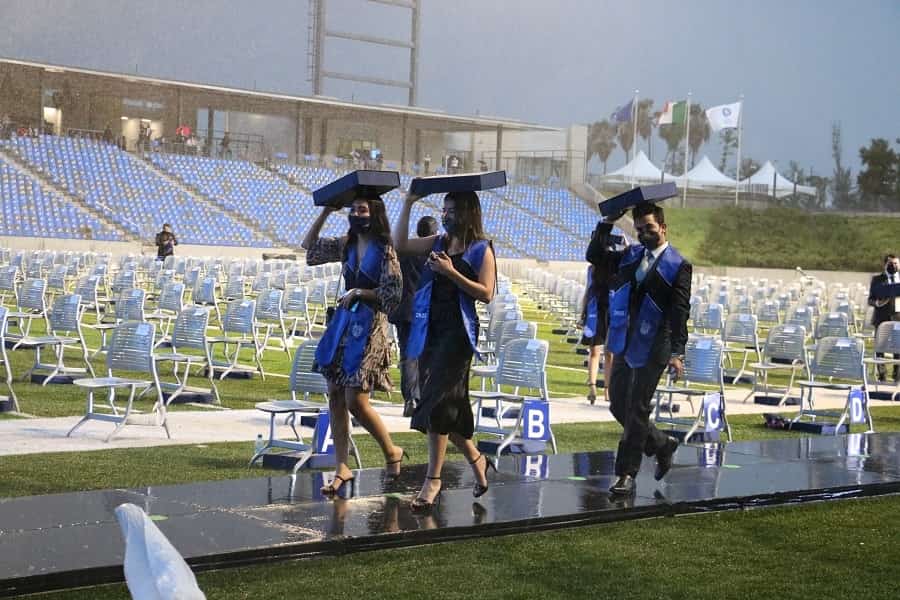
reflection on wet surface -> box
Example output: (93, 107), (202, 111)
(3, 432), (900, 596)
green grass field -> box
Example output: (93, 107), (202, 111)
(4, 283), (898, 599)
(665, 206), (896, 272)
(37, 493), (900, 600)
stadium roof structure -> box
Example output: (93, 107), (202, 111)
(0, 57), (558, 133)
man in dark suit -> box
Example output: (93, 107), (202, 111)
(868, 254), (900, 382)
(390, 216), (439, 417)
(588, 202), (692, 495)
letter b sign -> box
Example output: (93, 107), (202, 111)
(523, 400), (551, 441)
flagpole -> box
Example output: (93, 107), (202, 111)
(682, 91), (691, 208)
(734, 94), (744, 206)
(630, 88), (638, 189)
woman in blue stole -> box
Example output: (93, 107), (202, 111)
(301, 195), (406, 495)
(394, 190), (497, 511)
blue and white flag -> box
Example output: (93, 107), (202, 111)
(705, 102), (742, 131)
(611, 99), (634, 124)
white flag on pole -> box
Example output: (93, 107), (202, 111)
(705, 102), (742, 131)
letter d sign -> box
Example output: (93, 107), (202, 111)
(848, 389), (866, 425)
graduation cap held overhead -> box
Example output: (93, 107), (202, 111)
(313, 170), (401, 208)
(598, 182), (678, 218)
(409, 171), (506, 197)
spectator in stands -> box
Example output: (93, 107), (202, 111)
(220, 131), (232, 159)
(423, 153), (431, 175)
(394, 190), (497, 511)
(448, 154), (461, 174)
(102, 125), (114, 144)
(301, 194), (407, 496)
(869, 254), (900, 382)
(154, 223), (178, 260)
(389, 215), (439, 418)
(589, 203), (691, 495)
(579, 257), (614, 405)
(0, 114), (10, 139)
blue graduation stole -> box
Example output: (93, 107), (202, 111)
(583, 265), (599, 339)
(315, 241), (385, 376)
(606, 244), (684, 368)
(406, 237), (491, 360)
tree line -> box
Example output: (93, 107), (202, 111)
(587, 99), (899, 212)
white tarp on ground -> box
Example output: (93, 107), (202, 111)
(740, 161), (817, 197)
(602, 150), (675, 183)
(676, 155), (736, 187)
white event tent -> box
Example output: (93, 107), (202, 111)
(676, 155), (736, 187)
(740, 161), (817, 197)
(603, 150), (675, 184)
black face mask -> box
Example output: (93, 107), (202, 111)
(348, 215), (371, 235)
(442, 215), (458, 236)
(638, 230), (661, 250)
(887, 263), (898, 275)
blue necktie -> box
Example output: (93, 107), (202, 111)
(636, 249), (653, 283)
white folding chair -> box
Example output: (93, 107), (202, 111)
(254, 288), (290, 356)
(654, 335), (732, 442)
(743, 324), (809, 404)
(793, 336), (873, 434)
(471, 338), (557, 459)
(18, 293), (95, 385)
(154, 307), (220, 405)
(6, 278), (49, 348)
(252, 340), (363, 471)
(67, 321), (169, 442)
(208, 299), (264, 380)
(0, 307), (19, 411)
(865, 321), (900, 400)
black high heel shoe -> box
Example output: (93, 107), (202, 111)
(321, 473), (355, 496)
(411, 476), (443, 512)
(470, 454), (496, 498)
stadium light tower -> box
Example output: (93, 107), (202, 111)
(307, 0), (421, 106)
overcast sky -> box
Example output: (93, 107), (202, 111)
(1, 0), (897, 176)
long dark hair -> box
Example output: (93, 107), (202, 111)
(444, 191), (486, 248)
(343, 195), (392, 264)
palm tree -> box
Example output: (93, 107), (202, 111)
(617, 121), (634, 163)
(588, 120), (618, 174)
(636, 99), (654, 160)
(687, 104), (711, 168)
(657, 123), (684, 174)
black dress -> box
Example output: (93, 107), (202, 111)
(581, 264), (610, 347)
(411, 254), (477, 438)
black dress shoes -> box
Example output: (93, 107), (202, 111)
(609, 475), (635, 495)
(654, 436), (680, 481)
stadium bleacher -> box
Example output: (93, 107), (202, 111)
(0, 156), (122, 241)
(149, 153), (346, 244)
(0, 136), (600, 259)
(1, 136), (270, 247)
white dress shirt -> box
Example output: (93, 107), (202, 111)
(636, 241), (669, 284)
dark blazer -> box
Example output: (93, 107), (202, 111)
(389, 254), (427, 324)
(608, 244), (693, 366)
(868, 273), (899, 325)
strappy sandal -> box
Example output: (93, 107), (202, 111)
(321, 473), (355, 496)
(411, 476), (443, 511)
(469, 454), (497, 498)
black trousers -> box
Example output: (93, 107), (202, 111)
(608, 353), (670, 477)
(394, 321), (420, 404)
